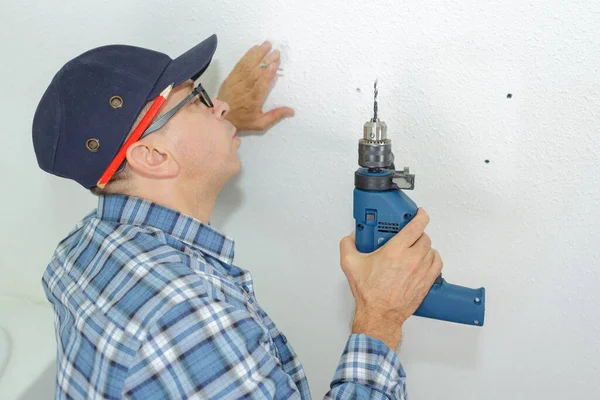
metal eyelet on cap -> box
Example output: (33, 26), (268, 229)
(109, 95), (123, 109)
(86, 138), (100, 152)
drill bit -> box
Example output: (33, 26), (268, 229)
(373, 79), (379, 122)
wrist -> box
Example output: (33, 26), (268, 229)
(352, 311), (404, 351)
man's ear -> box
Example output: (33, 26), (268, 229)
(125, 139), (179, 179)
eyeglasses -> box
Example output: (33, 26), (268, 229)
(114, 82), (213, 174)
(140, 82), (214, 138)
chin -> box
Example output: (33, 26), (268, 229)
(232, 158), (242, 175)
(224, 158), (242, 179)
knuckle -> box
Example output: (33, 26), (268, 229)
(339, 236), (350, 250)
(423, 233), (432, 248)
(417, 208), (430, 226)
(424, 247), (433, 262)
(340, 253), (354, 271)
(434, 250), (443, 269)
(405, 223), (420, 239)
(430, 248), (437, 260)
(340, 255), (351, 270)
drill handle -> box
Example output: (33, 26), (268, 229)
(414, 276), (485, 326)
(353, 187), (486, 327)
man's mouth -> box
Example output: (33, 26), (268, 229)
(228, 122), (239, 142)
(226, 120), (237, 138)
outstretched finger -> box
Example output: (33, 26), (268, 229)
(253, 107), (295, 131)
(259, 49), (281, 68)
(251, 58), (281, 96)
(245, 41), (273, 71)
(230, 42), (273, 78)
(246, 61), (276, 93)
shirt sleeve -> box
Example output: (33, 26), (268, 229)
(325, 334), (407, 399)
(122, 297), (406, 399)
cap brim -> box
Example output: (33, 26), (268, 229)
(148, 34), (217, 99)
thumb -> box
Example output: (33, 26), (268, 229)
(339, 231), (359, 261)
(257, 107), (294, 130)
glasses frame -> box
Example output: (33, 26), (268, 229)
(140, 82), (214, 139)
(114, 82), (214, 174)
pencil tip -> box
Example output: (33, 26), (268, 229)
(161, 83), (174, 97)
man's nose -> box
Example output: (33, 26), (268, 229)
(211, 99), (230, 120)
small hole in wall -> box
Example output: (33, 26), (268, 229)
(485, 159), (490, 164)
(356, 88), (361, 93)
(506, 93), (512, 98)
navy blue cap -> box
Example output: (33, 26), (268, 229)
(32, 34), (218, 189)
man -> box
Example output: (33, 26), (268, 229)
(33, 34), (443, 399)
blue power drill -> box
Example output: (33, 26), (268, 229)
(353, 81), (486, 327)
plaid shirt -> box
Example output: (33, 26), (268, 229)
(42, 194), (407, 399)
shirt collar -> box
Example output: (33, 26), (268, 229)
(96, 194), (235, 265)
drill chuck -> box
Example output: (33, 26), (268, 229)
(358, 120), (394, 169)
(363, 119), (388, 141)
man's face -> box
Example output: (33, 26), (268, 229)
(151, 79), (241, 186)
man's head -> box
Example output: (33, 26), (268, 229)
(113, 79), (241, 196)
(33, 34), (241, 199)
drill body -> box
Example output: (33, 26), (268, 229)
(353, 83), (485, 327)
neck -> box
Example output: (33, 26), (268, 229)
(128, 178), (220, 224)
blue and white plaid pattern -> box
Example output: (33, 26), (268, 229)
(42, 194), (407, 399)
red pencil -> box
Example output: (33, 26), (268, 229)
(97, 84), (173, 188)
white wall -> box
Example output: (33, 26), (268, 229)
(1, 0), (599, 398)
